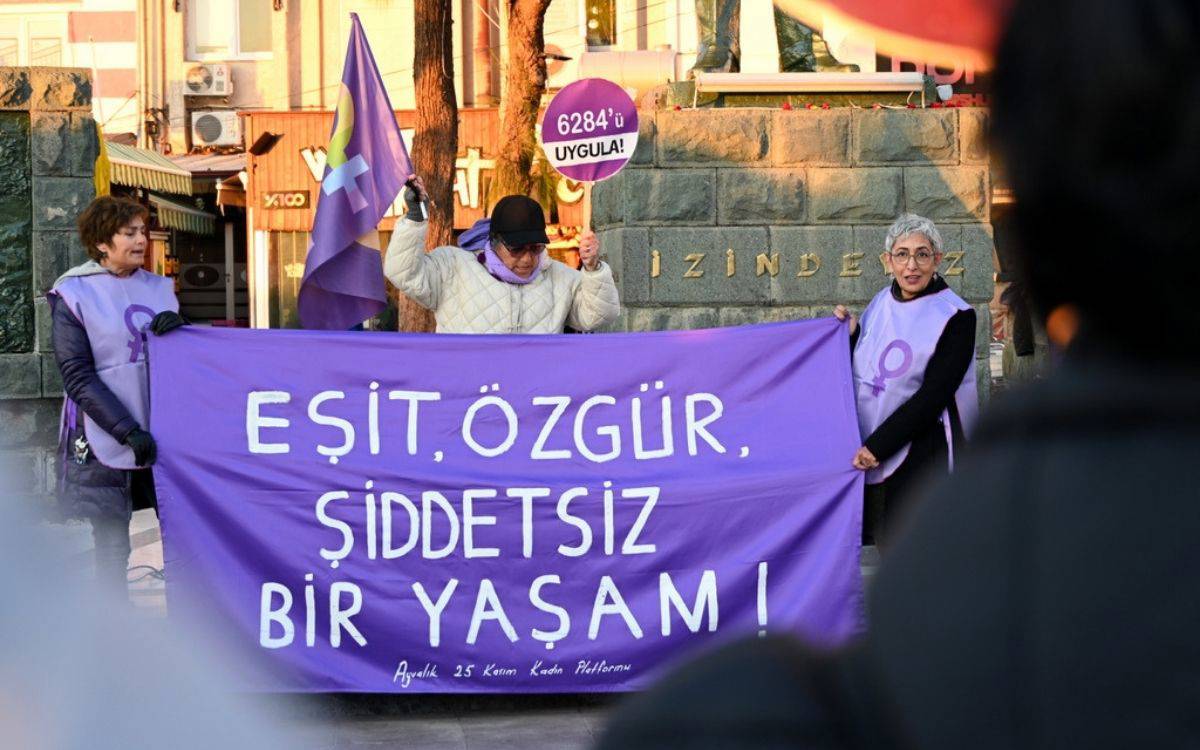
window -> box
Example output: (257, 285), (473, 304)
(189, 0), (272, 60)
(29, 37), (62, 66)
(585, 0), (616, 47)
(0, 16), (67, 66)
(0, 37), (17, 66)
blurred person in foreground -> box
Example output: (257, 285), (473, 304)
(0, 498), (311, 750)
(48, 196), (185, 597)
(834, 214), (977, 546)
(597, 0), (1200, 747)
(385, 176), (621, 333)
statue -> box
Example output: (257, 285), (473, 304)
(690, 0), (860, 75)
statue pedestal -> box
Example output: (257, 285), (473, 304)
(661, 72), (934, 109)
(696, 71), (928, 97)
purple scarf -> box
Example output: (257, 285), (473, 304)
(460, 218), (543, 285)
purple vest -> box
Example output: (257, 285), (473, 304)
(52, 270), (178, 469)
(852, 284), (978, 484)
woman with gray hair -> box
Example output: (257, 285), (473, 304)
(834, 213), (977, 544)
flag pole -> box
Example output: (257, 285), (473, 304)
(582, 182), (592, 233)
(297, 12), (414, 330)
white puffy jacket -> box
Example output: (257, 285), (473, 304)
(384, 218), (621, 334)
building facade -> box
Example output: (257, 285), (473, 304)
(139, 0), (964, 153)
(0, 0), (140, 135)
(141, 0), (703, 154)
(1, 0), (986, 156)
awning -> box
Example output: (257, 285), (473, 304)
(107, 142), (194, 196)
(216, 170), (247, 209)
(168, 151), (246, 176)
(169, 152), (247, 194)
(149, 194), (217, 235)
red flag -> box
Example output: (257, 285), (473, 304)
(778, 0), (1010, 70)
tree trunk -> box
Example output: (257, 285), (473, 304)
(492, 0), (552, 207)
(400, 0), (459, 332)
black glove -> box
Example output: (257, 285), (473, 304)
(404, 180), (426, 222)
(123, 428), (157, 467)
(150, 310), (187, 335)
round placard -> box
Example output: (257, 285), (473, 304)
(541, 78), (638, 183)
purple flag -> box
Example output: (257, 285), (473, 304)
(149, 319), (865, 692)
(298, 13), (412, 330)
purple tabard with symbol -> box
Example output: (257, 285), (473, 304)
(852, 285), (977, 483)
(51, 270), (177, 469)
(149, 319), (863, 692)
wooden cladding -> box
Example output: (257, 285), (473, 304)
(244, 109), (583, 233)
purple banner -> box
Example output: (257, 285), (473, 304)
(149, 319), (863, 692)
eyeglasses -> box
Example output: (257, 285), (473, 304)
(889, 249), (936, 266)
(500, 242), (546, 257)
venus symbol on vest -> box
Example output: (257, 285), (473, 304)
(123, 303), (157, 363)
(870, 339), (914, 397)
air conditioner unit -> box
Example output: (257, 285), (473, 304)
(178, 262), (223, 291)
(191, 110), (242, 147)
(179, 262), (248, 291)
(184, 63), (232, 96)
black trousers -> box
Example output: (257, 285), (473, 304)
(91, 514), (133, 595)
(89, 469), (157, 596)
(863, 433), (949, 547)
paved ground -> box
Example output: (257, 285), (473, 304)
(272, 695), (615, 749)
(57, 510), (878, 750)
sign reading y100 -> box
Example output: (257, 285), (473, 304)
(541, 78), (638, 183)
(263, 190), (311, 209)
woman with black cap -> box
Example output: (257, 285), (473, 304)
(384, 176), (620, 334)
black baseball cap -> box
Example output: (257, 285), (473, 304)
(490, 195), (550, 247)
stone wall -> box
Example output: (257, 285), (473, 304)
(0, 67), (97, 509)
(594, 106), (994, 400)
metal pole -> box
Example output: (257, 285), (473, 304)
(224, 221), (235, 321)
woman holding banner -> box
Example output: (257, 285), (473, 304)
(385, 176), (621, 334)
(49, 196), (186, 596)
(835, 214), (977, 544)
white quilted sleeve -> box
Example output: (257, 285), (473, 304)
(384, 219), (453, 311)
(567, 261), (621, 332)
